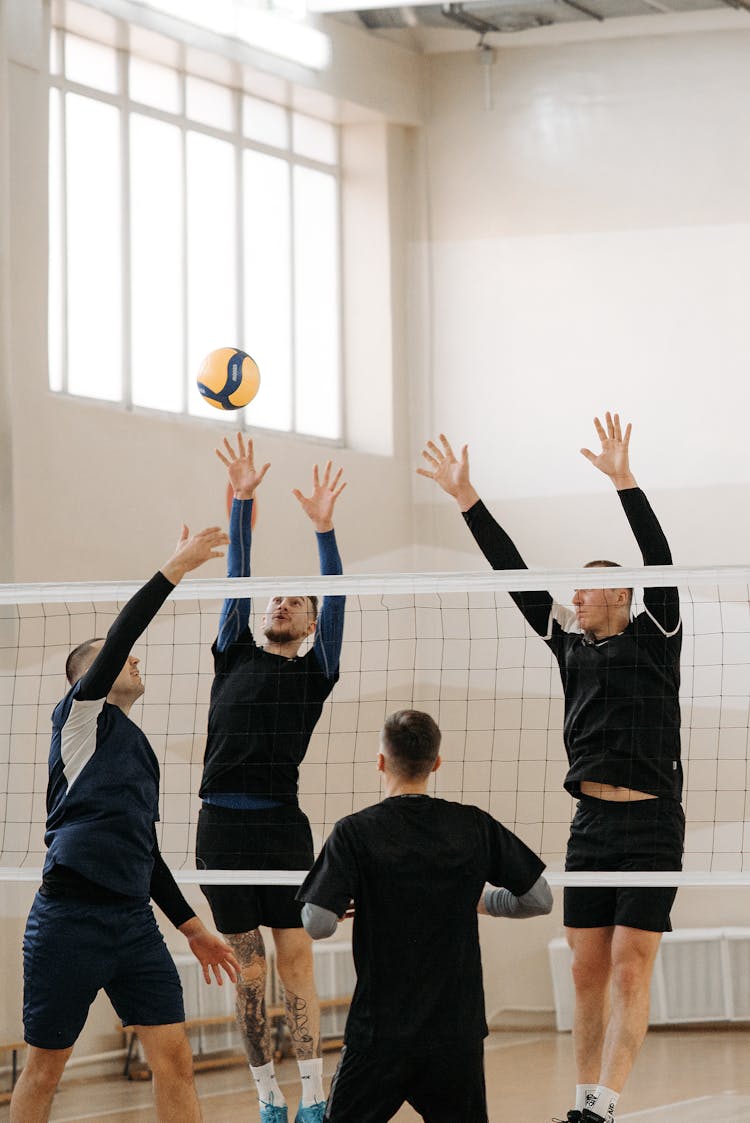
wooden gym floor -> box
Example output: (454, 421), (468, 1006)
(1, 1025), (748, 1122)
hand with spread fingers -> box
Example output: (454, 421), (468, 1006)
(580, 412), (637, 491)
(293, 460), (347, 533)
(416, 433), (479, 512)
(216, 432), (271, 501)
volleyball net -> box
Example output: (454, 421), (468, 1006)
(1, 565), (750, 888)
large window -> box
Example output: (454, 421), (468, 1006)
(48, 28), (342, 439)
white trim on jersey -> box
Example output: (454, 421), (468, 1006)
(545, 601), (579, 640)
(643, 603), (682, 638)
(60, 697), (106, 791)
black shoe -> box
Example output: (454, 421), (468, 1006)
(552, 1113), (582, 1123)
(581, 1111), (607, 1123)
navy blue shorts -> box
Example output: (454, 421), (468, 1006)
(564, 796), (685, 932)
(23, 892), (185, 1050)
(196, 803), (314, 932)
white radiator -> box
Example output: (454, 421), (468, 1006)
(548, 927), (750, 1032)
(172, 940), (355, 1057)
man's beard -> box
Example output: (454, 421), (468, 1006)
(263, 622), (305, 644)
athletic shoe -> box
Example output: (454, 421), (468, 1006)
(294, 1103), (326, 1123)
(260, 1103), (288, 1123)
(552, 1113), (582, 1123)
(581, 1111), (607, 1123)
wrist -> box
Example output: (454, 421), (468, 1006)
(233, 489), (255, 501)
(455, 484), (480, 512)
(179, 916), (203, 937)
(160, 561), (187, 585)
(612, 473), (638, 490)
(314, 521), (334, 535)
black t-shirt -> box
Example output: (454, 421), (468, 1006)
(297, 796), (544, 1053)
(200, 629), (338, 803)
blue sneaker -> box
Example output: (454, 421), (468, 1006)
(260, 1102), (288, 1123)
(295, 1103), (326, 1123)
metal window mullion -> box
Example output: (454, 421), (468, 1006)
(180, 66), (189, 416)
(288, 151), (297, 434)
(333, 127), (344, 444)
(119, 48), (132, 410)
(59, 75), (70, 396)
(234, 87), (245, 425)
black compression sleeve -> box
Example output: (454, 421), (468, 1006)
(77, 572), (175, 701)
(150, 835), (196, 928)
(618, 488), (680, 633)
(463, 500), (554, 636)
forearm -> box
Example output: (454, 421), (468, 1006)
(217, 497), (253, 652)
(314, 529), (344, 677)
(301, 902), (339, 939)
(150, 847), (196, 929)
(618, 487), (680, 630)
(481, 875), (553, 919)
(78, 572), (174, 700)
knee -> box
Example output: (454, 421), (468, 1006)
(277, 948), (314, 991)
(570, 950), (611, 994)
(148, 1033), (194, 1084)
(22, 1056), (66, 1097)
(611, 955), (653, 1001)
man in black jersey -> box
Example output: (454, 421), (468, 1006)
(11, 526), (240, 1123)
(297, 709), (553, 1123)
(417, 415), (683, 1123)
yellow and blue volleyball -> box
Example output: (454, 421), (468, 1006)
(196, 348), (260, 411)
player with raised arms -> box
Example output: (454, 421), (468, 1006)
(298, 708), (553, 1122)
(196, 434), (346, 1123)
(417, 415), (684, 1123)
(11, 525), (240, 1123)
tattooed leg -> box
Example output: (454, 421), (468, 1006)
(224, 928), (271, 1067)
(272, 927), (322, 1062)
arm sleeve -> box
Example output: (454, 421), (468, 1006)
(216, 497), (253, 653)
(76, 572), (175, 701)
(301, 902), (339, 940)
(483, 875), (553, 919)
(312, 529), (345, 679)
(462, 501), (554, 637)
(149, 833), (196, 929)
(618, 488), (680, 635)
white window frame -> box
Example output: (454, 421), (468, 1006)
(48, 24), (344, 443)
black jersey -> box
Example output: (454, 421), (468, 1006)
(463, 488), (682, 799)
(200, 633), (337, 803)
(297, 796), (544, 1053)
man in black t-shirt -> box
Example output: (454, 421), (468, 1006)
(297, 709), (552, 1123)
(417, 415), (684, 1123)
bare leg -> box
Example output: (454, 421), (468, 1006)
(225, 928), (272, 1066)
(9, 1045), (72, 1123)
(598, 926), (662, 1092)
(136, 1023), (201, 1122)
(566, 926), (614, 1086)
(273, 927), (321, 1062)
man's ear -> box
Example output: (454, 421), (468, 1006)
(431, 754), (442, 774)
(377, 752), (386, 774)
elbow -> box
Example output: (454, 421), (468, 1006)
(301, 904), (337, 940)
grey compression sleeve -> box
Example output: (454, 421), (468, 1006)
(301, 902), (339, 939)
(484, 875), (553, 919)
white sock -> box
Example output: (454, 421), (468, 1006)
(250, 1061), (286, 1107)
(576, 1085), (598, 1111)
(587, 1086), (619, 1121)
(298, 1057), (325, 1106)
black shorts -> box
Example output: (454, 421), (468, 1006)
(196, 802), (314, 933)
(324, 1042), (488, 1123)
(564, 796), (685, 932)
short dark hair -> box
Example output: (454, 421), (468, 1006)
(381, 709), (441, 781)
(583, 560), (632, 608)
(65, 638), (103, 686)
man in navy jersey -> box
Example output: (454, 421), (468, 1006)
(417, 415), (683, 1123)
(196, 434), (346, 1123)
(11, 525), (240, 1123)
(298, 709), (553, 1123)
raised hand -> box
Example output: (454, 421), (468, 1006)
(293, 461), (346, 533)
(216, 433), (270, 500)
(580, 413), (637, 489)
(161, 525), (229, 585)
(416, 434), (479, 511)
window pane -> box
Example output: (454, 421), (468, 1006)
(131, 114), (183, 412)
(292, 113), (337, 165)
(65, 93), (122, 401)
(48, 89), (64, 393)
(243, 150), (292, 431)
(186, 131), (238, 419)
(186, 76), (234, 132)
(293, 167), (340, 439)
(243, 95), (287, 149)
(129, 57), (181, 114)
(65, 34), (119, 95)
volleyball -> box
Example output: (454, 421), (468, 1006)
(196, 347), (260, 411)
